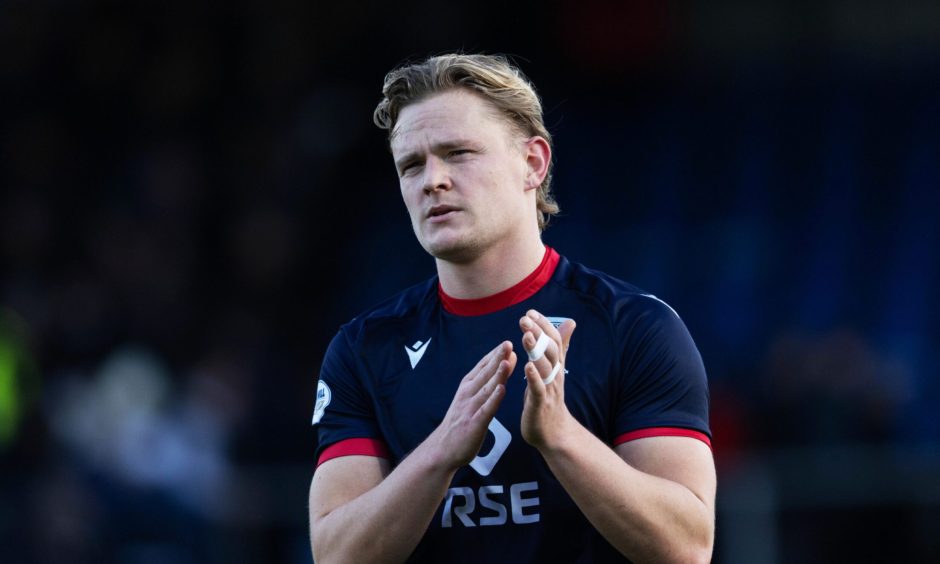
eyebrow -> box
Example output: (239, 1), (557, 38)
(394, 140), (479, 170)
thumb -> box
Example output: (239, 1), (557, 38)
(558, 319), (576, 358)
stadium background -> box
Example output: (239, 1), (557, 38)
(2, 1), (939, 562)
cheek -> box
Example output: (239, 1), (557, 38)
(400, 185), (420, 215)
(486, 168), (525, 209)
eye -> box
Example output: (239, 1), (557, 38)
(399, 161), (422, 176)
(448, 149), (471, 157)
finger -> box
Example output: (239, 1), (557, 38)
(461, 351), (499, 398)
(524, 311), (563, 363)
(524, 313), (576, 383)
(521, 327), (538, 351)
(505, 350), (518, 378)
(473, 379), (506, 424)
(557, 319), (577, 360)
(493, 357), (514, 387)
(481, 341), (511, 370)
(466, 341), (511, 386)
(526, 310), (563, 347)
(464, 345), (498, 384)
(520, 320), (558, 376)
(530, 334), (558, 377)
(469, 358), (513, 413)
(524, 361), (547, 398)
(520, 316), (554, 360)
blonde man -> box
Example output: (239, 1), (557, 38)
(309, 54), (715, 564)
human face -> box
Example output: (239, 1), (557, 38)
(390, 89), (535, 263)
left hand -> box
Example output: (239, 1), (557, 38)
(518, 309), (577, 450)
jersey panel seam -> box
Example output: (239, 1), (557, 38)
(545, 273), (626, 442)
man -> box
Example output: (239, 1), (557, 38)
(308, 54), (715, 563)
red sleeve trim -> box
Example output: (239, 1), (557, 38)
(439, 247), (560, 316)
(614, 427), (712, 449)
(317, 438), (391, 467)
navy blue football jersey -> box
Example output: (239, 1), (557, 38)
(312, 248), (710, 563)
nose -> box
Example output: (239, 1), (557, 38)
(422, 156), (451, 194)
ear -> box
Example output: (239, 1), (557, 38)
(523, 136), (551, 192)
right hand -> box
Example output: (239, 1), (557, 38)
(428, 341), (517, 470)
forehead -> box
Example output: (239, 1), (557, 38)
(390, 90), (515, 154)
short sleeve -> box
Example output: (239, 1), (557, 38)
(312, 328), (386, 462)
(613, 295), (711, 445)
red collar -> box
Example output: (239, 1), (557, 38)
(438, 247), (560, 316)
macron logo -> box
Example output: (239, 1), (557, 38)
(405, 338), (431, 368)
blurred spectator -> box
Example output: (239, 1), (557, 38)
(759, 329), (911, 446)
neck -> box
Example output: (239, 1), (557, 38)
(436, 233), (546, 300)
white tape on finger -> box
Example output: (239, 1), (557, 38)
(543, 362), (562, 385)
(527, 332), (551, 362)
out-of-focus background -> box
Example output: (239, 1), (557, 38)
(2, 1), (939, 562)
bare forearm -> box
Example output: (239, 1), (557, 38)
(310, 342), (516, 563)
(311, 437), (455, 564)
(539, 421), (714, 564)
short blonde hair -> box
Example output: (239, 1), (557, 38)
(374, 54), (559, 231)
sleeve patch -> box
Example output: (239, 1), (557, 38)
(311, 380), (332, 425)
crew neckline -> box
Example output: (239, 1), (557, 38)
(438, 247), (560, 316)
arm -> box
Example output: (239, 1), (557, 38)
(308, 341), (518, 564)
(539, 426), (714, 563)
(308, 445), (453, 564)
(518, 311), (715, 564)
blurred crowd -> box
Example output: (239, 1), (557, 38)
(2, 1), (938, 562)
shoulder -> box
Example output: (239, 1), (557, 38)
(335, 276), (439, 345)
(552, 256), (682, 326)
(320, 276), (437, 381)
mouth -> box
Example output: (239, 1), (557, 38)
(426, 205), (461, 221)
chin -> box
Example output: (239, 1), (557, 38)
(422, 235), (482, 264)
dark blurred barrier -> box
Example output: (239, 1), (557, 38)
(719, 445), (940, 563)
